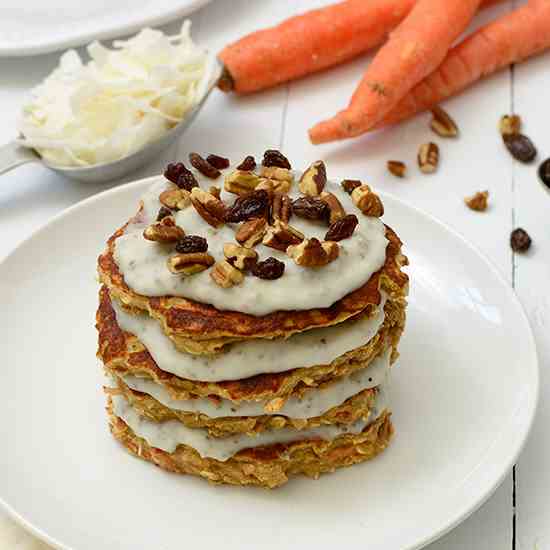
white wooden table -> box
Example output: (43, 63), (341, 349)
(0, 1), (548, 548)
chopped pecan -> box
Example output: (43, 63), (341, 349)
(258, 176), (291, 194)
(271, 192), (292, 223)
(464, 191), (489, 212)
(143, 216), (185, 243)
(341, 179), (361, 194)
(263, 220), (304, 251)
(260, 166), (293, 193)
(252, 257), (285, 280)
(209, 186), (221, 199)
(190, 188), (227, 228)
(226, 190), (270, 222)
(320, 191), (345, 224)
(210, 260), (244, 288)
(167, 252), (214, 275)
(206, 154), (230, 170)
(418, 142), (439, 174)
(351, 185), (384, 217)
(325, 214), (359, 242)
(387, 160), (406, 178)
(235, 218), (267, 248)
(159, 187), (191, 210)
(255, 179), (275, 196)
(262, 149), (291, 169)
(292, 196), (329, 221)
(224, 169), (262, 196)
(430, 106), (459, 138)
(237, 155), (256, 171)
(223, 243), (258, 271)
(299, 160), (326, 196)
(287, 238), (339, 268)
(500, 114), (521, 137)
(189, 152), (221, 179)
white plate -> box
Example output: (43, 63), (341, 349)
(0, 0), (212, 57)
(0, 178), (538, 550)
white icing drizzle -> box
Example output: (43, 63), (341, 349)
(112, 294), (386, 381)
(113, 171), (388, 315)
(111, 384), (389, 461)
(121, 348), (390, 418)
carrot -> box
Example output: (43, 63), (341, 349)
(374, 0), (550, 129)
(218, 0), (416, 94)
(309, 0), (482, 144)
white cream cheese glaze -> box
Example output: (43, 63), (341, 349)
(120, 348), (390, 418)
(112, 294), (387, 381)
(111, 384), (389, 461)
(113, 170), (389, 315)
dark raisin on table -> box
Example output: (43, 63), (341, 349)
(510, 228), (532, 253)
(503, 134), (537, 163)
(538, 158), (550, 189)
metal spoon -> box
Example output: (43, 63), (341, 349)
(0, 61), (222, 184)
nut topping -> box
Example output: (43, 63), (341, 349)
(206, 154), (230, 170)
(210, 260), (244, 288)
(189, 152), (221, 179)
(387, 160), (406, 178)
(190, 188), (227, 228)
(262, 149), (291, 169)
(292, 196), (329, 221)
(430, 106), (459, 138)
(235, 218), (267, 248)
(260, 165), (293, 182)
(252, 257), (285, 280)
(320, 191), (345, 224)
(159, 188), (191, 210)
(258, 176), (291, 194)
(464, 191), (489, 212)
(223, 243), (258, 271)
(226, 190), (270, 222)
(341, 179), (362, 194)
(143, 216), (185, 243)
(209, 186), (221, 199)
(499, 114), (521, 137)
(175, 235), (208, 254)
(271, 192), (292, 223)
(237, 155), (256, 171)
(299, 160), (326, 196)
(418, 142), (439, 173)
(262, 220), (304, 252)
(224, 170), (262, 196)
(325, 214), (359, 242)
(287, 238), (339, 268)
(167, 252), (215, 276)
(351, 185), (384, 217)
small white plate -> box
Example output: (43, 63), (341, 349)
(0, 0), (212, 57)
(0, 178), (538, 550)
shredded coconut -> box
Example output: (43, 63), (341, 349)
(17, 22), (215, 167)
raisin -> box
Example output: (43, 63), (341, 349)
(510, 228), (532, 253)
(172, 164), (198, 191)
(189, 152), (221, 179)
(226, 190), (270, 222)
(325, 214), (359, 242)
(341, 179), (362, 194)
(292, 196), (329, 221)
(175, 235), (208, 254)
(263, 149), (291, 169)
(237, 155), (256, 171)
(538, 158), (550, 189)
(164, 162), (187, 184)
(252, 257), (285, 280)
(206, 154), (230, 170)
(503, 134), (537, 163)
(156, 206), (173, 221)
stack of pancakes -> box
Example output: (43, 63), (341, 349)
(96, 153), (408, 488)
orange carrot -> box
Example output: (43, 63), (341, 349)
(218, 0), (416, 94)
(309, 0), (482, 144)
(374, 0), (550, 129)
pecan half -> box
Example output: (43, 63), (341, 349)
(271, 192), (292, 223)
(167, 252), (215, 275)
(299, 160), (326, 196)
(341, 179), (362, 194)
(159, 187), (191, 210)
(320, 191), (345, 224)
(418, 142), (439, 173)
(263, 220), (304, 252)
(189, 152), (221, 179)
(387, 160), (406, 178)
(262, 149), (291, 169)
(430, 106), (459, 138)
(464, 190), (489, 212)
(223, 243), (258, 271)
(325, 214), (359, 241)
(210, 260), (244, 288)
(190, 188), (227, 228)
(351, 185), (384, 217)
(235, 218), (267, 248)
(292, 196), (329, 221)
(224, 170), (262, 196)
(143, 216), (185, 243)
(287, 238), (339, 268)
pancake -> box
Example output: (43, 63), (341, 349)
(108, 399), (393, 488)
(98, 219), (408, 354)
(107, 375), (380, 437)
(97, 285), (405, 403)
